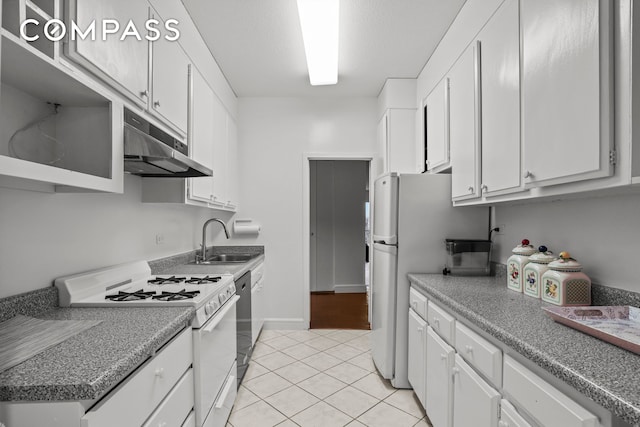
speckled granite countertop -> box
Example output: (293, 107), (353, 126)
(408, 274), (640, 426)
(151, 246), (265, 280)
(0, 305), (194, 402)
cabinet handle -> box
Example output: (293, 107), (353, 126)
(158, 423), (167, 427)
(465, 345), (473, 354)
(481, 184), (488, 192)
(451, 367), (460, 381)
(468, 186), (474, 193)
(523, 170), (533, 179)
(154, 367), (164, 378)
(440, 353), (447, 360)
(154, 100), (161, 108)
(498, 421), (509, 427)
(433, 317), (440, 328)
(412, 301), (417, 310)
(140, 90), (148, 98)
(417, 327), (424, 333)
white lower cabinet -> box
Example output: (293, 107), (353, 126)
(503, 356), (599, 427)
(142, 369), (194, 427)
(453, 354), (501, 427)
(407, 308), (427, 407)
(82, 328), (193, 427)
(499, 399), (532, 427)
(409, 286), (605, 427)
(251, 279), (265, 346)
(426, 326), (454, 427)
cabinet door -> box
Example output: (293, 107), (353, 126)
(378, 114), (389, 174)
(226, 116), (238, 208)
(189, 66), (215, 202)
(522, 0), (612, 187)
(425, 78), (449, 172)
(251, 278), (265, 346)
(426, 327), (454, 427)
(151, 14), (190, 135)
(500, 399), (532, 427)
(450, 43), (480, 201)
(452, 354), (500, 427)
(407, 309), (427, 407)
(478, 0), (521, 196)
(211, 96), (228, 206)
(388, 109), (418, 173)
(69, 0), (149, 105)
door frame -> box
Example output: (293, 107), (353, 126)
(302, 152), (375, 329)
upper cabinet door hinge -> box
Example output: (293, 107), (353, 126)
(609, 149), (617, 165)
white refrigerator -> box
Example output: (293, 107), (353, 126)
(371, 172), (489, 388)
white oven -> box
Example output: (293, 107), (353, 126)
(54, 261), (240, 427)
(193, 294), (239, 427)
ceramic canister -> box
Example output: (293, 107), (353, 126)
(522, 246), (556, 298)
(541, 251), (591, 306)
(507, 239), (536, 292)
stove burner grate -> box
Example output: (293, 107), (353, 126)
(105, 289), (156, 301)
(152, 289), (201, 301)
(185, 275), (221, 285)
(148, 276), (186, 285)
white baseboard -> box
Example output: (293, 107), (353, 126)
(263, 318), (308, 330)
(334, 284), (367, 293)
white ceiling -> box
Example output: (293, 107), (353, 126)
(181, 0), (467, 98)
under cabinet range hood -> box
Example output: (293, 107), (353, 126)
(123, 108), (212, 178)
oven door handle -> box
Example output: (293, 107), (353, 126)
(203, 295), (239, 333)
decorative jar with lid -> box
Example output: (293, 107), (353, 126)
(522, 246), (555, 298)
(541, 252), (591, 306)
(507, 239), (536, 292)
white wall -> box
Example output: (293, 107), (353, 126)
(493, 192), (640, 293)
(0, 175), (229, 298)
(213, 97), (378, 328)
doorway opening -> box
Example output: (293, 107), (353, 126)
(309, 159), (370, 330)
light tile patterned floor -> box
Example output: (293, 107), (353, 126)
(228, 329), (432, 427)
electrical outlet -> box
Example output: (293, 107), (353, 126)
(155, 233), (165, 245)
(494, 224), (505, 235)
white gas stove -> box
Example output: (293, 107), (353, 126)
(55, 260), (236, 328)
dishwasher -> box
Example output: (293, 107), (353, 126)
(235, 271), (252, 387)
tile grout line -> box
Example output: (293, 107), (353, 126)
(229, 329), (430, 427)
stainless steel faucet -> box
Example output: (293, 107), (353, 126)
(197, 218), (230, 263)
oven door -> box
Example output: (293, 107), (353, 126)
(193, 295), (239, 427)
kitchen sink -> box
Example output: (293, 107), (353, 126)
(193, 253), (257, 264)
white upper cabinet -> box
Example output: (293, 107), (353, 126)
(478, 0), (521, 197)
(66, 0), (150, 106)
(149, 10), (190, 136)
(449, 43), (480, 201)
(189, 66), (215, 202)
(377, 79), (418, 174)
(425, 77), (449, 172)
(521, 0), (613, 187)
(226, 116), (239, 209)
(0, 3), (122, 193)
(211, 94), (228, 206)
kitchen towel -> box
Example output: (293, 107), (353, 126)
(0, 315), (102, 372)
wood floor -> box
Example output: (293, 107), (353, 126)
(310, 292), (370, 330)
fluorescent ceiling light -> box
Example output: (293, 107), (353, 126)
(296, 0), (339, 86)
